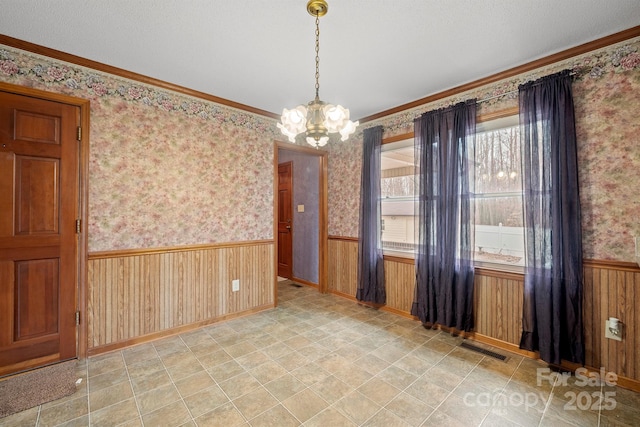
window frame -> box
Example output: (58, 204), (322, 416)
(378, 107), (525, 274)
(473, 107), (524, 273)
(380, 135), (416, 259)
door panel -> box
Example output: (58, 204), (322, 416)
(0, 152), (14, 235)
(14, 110), (61, 144)
(16, 157), (59, 234)
(0, 91), (79, 374)
(15, 259), (59, 340)
(277, 162), (293, 278)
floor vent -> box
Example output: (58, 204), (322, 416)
(460, 341), (507, 361)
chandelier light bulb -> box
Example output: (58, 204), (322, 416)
(277, 106), (308, 142)
(324, 104), (348, 132)
(339, 119), (359, 141)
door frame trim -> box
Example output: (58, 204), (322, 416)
(273, 141), (328, 304)
(0, 82), (90, 360)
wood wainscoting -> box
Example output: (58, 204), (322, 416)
(87, 240), (274, 354)
(327, 237), (358, 297)
(327, 236), (640, 391)
(328, 236), (414, 314)
(473, 268), (524, 346)
(583, 260), (640, 386)
(383, 256), (415, 316)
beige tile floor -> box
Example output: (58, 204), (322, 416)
(3, 281), (640, 426)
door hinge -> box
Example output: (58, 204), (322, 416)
(75, 219), (82, 234)
(77, 126), (82, 141)
(75, 311), (80, 325)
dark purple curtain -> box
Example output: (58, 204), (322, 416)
(412, 101), (475, 331)
(357, 126), (385, 304)
(519, 70), (584, 365)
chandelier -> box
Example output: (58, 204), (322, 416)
(277, 0), (358, 148)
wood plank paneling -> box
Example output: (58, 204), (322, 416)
(583, 262), (640, 382)
(87, 242), (274, 350)
(327, 237), (640, 389)
(328, 238), (358, 297)
(328, 238), (524, 334)
(328, 238), (414, 314)
(473, 274), (524, 345)
(384, 259), (414, 314)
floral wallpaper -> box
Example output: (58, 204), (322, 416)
(2, 36), (640, 261)
(327, 37), (640, 262)
(574, 70), (640, 260)
(0, 45), (281, 251)
(327, 133), (362, 238)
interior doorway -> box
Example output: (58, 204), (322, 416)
(274, 142), (328, 302)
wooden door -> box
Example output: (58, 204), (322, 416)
(0, 91), (79, 375)
(277, 162), (293, 278)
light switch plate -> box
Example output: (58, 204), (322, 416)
(232, 279), (240, 292)
(297, 204), (305, 213)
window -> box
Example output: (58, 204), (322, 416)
(379, 113), (525, 269)
(473, 115), (524, 267)
(381, 139), (416, 255)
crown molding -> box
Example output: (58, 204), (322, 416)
(0, 34), (280, 120)
(359, 25), (640, 123)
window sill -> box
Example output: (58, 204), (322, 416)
(474, 260), (525, 277)
(381, 252), (525, 276)
(382, 249), (415, 259)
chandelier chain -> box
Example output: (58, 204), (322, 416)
(314, 13), (320, 99)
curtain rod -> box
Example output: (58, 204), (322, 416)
(370, 70), (579, 130)
(477, 70), (577, 104)
(477, 89), (517, 104)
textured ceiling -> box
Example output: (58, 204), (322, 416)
(1, 1), (639, 120)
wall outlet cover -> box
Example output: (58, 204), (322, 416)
(605, 319), (622, 341)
